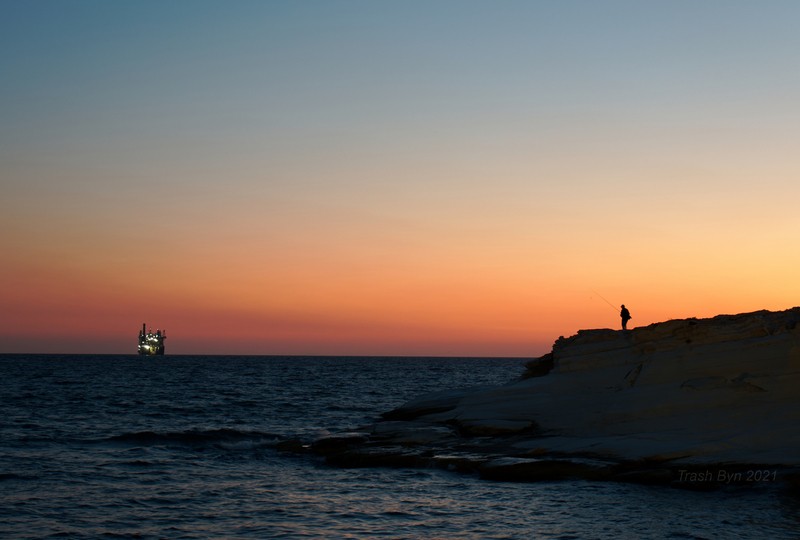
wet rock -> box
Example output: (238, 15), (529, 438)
(452, 418), (538, 438)
(371, 421), (456, 445)
(783, 471), (800, 493)
(275, 438), (309, 454)
(325, 446), (432, 469)
(310, 432), (369, 455)
(611, 467), (675, 485)
(479, 457), (610, 482)
(430, 453), (488, 474)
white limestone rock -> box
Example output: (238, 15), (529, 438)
(389, 307), (800, 466)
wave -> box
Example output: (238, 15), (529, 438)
(0, 472), (40, 482)
(105, 428), (282, 449)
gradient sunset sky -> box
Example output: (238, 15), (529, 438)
(3, 1), (800, 356)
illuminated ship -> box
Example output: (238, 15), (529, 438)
(138, 323), (166, 355)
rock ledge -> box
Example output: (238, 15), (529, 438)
(288, 308), (800, 489)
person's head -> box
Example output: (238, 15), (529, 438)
(621, 304), (625, 308)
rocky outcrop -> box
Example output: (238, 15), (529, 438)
(298, 308), (800, 488)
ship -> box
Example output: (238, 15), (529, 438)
(138, 323), (166, 355)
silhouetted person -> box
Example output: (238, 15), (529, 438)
(620, 304), (631, 330)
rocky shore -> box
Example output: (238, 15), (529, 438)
(282, 308), (800, 489)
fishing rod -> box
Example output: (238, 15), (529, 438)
(591, 290), (620, 313)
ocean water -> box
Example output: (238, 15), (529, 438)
(1, 355), (798, 539)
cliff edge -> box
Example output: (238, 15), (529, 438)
(301, 308), (800, 487)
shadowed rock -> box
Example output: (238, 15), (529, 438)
(521, 353), (554, 379)
(311, 432), (369, 455)
(479, 457), (611, 482)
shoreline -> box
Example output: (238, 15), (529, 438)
(282, 307), (800, 491)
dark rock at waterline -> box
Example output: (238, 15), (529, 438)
(275, 438), (308, 454)
(479, 457), (612, 482)
(310, 433), (369, 455)
(325, 446), (433, 469)
(611, 468), (676, 486)
(449, 418), (539, 438)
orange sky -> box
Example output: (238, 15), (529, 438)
(3, 3), (800, 355)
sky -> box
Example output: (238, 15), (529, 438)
(2, 1), (800, 356)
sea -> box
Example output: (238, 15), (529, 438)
(1, 354), (798, 539)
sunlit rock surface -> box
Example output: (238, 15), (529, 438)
(307, 308), (800, 487)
